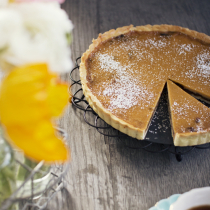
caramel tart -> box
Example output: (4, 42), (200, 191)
(80, 25), (210, 146)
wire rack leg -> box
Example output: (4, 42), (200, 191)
(175, 148), (182, 162)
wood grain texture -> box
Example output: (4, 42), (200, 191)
(55, 0), (210, 209)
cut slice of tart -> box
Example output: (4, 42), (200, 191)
(167, 80), (210, 146)
(80, 25), (210, 143)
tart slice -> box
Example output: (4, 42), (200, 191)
(167, 80), (210, 146)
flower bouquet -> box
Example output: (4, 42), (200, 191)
(0, 0), (73, 209)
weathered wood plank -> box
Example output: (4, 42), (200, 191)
(60, 1), (115, 210)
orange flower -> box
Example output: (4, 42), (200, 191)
(0, 63), (70, 163)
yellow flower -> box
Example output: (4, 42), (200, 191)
(0, 63), (70, 163)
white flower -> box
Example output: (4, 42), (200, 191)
(0, 2), (73, 73)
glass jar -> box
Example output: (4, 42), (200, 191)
(0, 127), (51, 210)
(0, 128), (16, 207)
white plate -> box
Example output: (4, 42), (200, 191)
(170, 187), (210, 210)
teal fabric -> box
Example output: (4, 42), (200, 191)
(149, 194), (180, 210)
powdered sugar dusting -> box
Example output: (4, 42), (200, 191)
(103, 82), (154, 109)
(196, 51), (210, 78)
(177, 44), (193, 55)
(98, 54), (124, 73)
(144, 39), (167, 48)
(171, 98), (210, 133)
(183, 50), (210, 82)
(98, 53), (154, 109)
(172, 100), (200, 116)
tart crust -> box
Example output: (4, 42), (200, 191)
(80, 25), (210, 145)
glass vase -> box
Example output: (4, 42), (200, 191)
(0, 127), (51, 210)
(0, 126), (69, 210)
(0, 128), (16, 207)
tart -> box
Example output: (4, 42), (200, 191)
(167, 80), (210, 146)
(80, 25), (210, 146)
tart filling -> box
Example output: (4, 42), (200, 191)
(80, 25), (210, 146)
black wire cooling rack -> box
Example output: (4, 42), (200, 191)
(70, 57), (210, 162)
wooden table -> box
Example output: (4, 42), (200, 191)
(55, 1), (210, 209)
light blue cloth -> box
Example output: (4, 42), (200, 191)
(149, 194), (180, 210)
